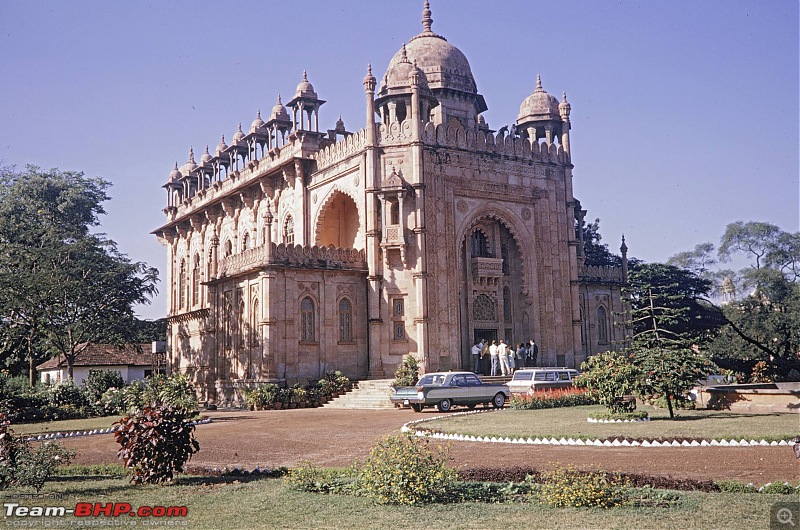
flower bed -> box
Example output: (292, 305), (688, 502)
(509, 387), (599, 410)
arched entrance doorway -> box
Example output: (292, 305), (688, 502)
(459, 215), (528, 374)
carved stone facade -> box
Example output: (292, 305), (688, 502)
(153, 2), (625, 404)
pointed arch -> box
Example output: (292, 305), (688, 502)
(314, 187), (362, 249)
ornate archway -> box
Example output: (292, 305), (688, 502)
(314, 189), (361, 249)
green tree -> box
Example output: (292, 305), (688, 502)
(620, 275), (718, 418)
(574, 352), (641, 414)
(578, 216), (622, 267)
(0, 165), (159, 382)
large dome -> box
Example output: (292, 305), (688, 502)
(383, 2), (477, 94)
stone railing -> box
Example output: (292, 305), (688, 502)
(218, 243), (367, 277)
(579, 264), (625, 284)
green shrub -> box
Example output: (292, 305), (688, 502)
(113, 404), (200, 484)
(357, 433), (456, 505)
(0, 413), (73, 492)
(759, 482), (798, 494)
(287, 461), (354, 494)
(84, 370), (124, 403)
(539, 466), (629, 508)
(392, 355), (419, 387)
(141, 374), (198, 412)
(47, 381), (89, 409)
(120, 380), (145, 412)
(100, 387), (125, 415)
(717, 480), (758, 493)
(509, 387), (599, 410)
(574, 352), (641, 414)
(321, 371), (351, 394)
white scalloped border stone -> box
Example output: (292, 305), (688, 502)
(401, 409), (793, 448)
(587, 417), (651, 423)
(22, 417), (212, 442)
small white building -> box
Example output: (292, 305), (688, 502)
(37, 344), (162, 385)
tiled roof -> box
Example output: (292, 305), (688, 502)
(37, 344), (155, 371)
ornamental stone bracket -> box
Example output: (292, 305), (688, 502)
(471, 257), (503, 284)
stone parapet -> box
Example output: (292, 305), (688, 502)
(218, 243), (367, 277)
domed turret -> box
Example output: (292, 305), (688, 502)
(215, 135), (228, 156)
(232, 123), (245, 144)
(517, 74), (560, 123)
(516, 74), (569, 147)
(293, 70), (317, 100)
(200, 145), (213, 164)
(250, 110), (265, 132)
(269, 95), (290, 122)
(166, 162), (181, 185)
(180, 147), (197, 175)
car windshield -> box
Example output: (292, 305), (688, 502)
(418, 374), (446, 385)
(512, 372), (533, 381)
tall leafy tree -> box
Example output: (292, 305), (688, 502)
(0, 165), (159, 382)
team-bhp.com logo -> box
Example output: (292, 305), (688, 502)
(5, 502), (187, 524)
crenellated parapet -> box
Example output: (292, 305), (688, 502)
(313, 129), (367, 170)
(579, 264), (625, 284)
(420, 122), (570, 164)
(217, 242), (367, 278)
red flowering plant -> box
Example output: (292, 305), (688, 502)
(509, 386), (599, 410)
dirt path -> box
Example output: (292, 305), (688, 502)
(62, 408), (799, 485)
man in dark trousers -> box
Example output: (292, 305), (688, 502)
(527, 339), (539, 367)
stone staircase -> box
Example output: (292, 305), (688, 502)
(322, 379), (396, 409)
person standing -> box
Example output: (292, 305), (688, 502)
(498, 339), (510, 376)
(507, 343), (516, 374)
(489, 340), (499, 376)
(527, 339), (539, 367)
(470, 339), (483, 373)
(517, 343), (527, 368)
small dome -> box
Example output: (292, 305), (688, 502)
(232, 123), (245, 143)
(250, 110), (265, 132)
(335, 115), (345, 132)
(294, 70), (317, 100)
(517, 74), (560, 123)
(380, 43), (431, 94)
(200, 145), (213, 164)
(166, 162), (181, 185)
(269, 95), (290, 122)
(478, 114), (486, 124)
(180, 147), (197, 175)
(215, 135), (228, 156)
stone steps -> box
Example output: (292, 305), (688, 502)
(323, 379), (396, 409)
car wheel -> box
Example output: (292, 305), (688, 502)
(437, 399), (452, 412)
(411, 404), (423, 412)
(492, 393), (506, 408)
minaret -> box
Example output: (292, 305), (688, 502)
(363, 64), (377, 145)
(559, 91), (572, 157)
(620, 235), (629, 283)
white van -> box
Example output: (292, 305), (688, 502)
(507, 368), (579, 394)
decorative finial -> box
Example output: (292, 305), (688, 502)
(221, 134), (225, 142)
(302, 69), (308, 81)
(205, 145), (211, 157)
(238, 122), (243, 132)
(422, 0), (433, 33)
(368, 63), (372, 75)
(620, 235), (628, 254)
(174, 162), (179, 170)
(188, 146), (195, 163)
(257, 109), (262, 119)
(536, 73), (543, 90)
(562, 91), (568, 102)
(277, 94), (282, 104)
(401, 43), (409, 62)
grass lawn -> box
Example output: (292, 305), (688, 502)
(4, 474), (793, 530)
(11, 416), (121, 435)
(419, 405), (798, 441)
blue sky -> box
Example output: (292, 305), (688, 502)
(1, 1), (797, 320)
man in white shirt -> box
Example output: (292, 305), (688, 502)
(498, 340), (510, 376)
(470, 339), (483, 373)
(489, 340), (499, 376)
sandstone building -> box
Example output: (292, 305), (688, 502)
(153, 2), (627, 404)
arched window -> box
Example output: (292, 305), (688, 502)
(300, 297), (315, 341)
(284, 215), (294, 246)
(339, 298), (352, 341)
(223, 295), (233, 350)
(597, 306), (609, 344)
(178, 259), (187, 309)
(470, 230), (489, 258)
(390, 201), (400, 225)
(192, 254), (200, 306)
(224, 239), (232, 258)
(241, 232), (250, 251)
